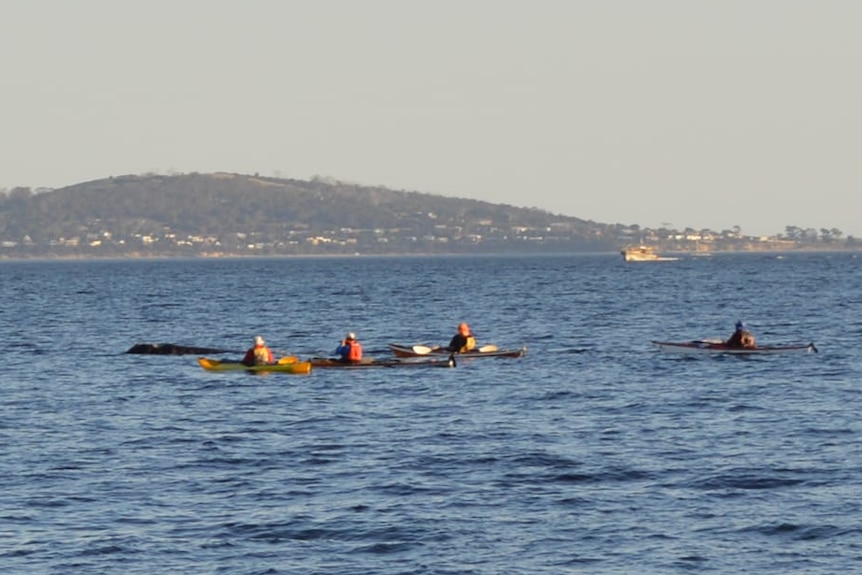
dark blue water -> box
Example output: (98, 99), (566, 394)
(2, 253), (861, 574)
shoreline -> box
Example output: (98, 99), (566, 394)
(2, 246), (861, 263)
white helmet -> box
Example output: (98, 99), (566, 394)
(254, 335), (265, 346)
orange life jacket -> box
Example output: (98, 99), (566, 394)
(347, 341), (363, 362)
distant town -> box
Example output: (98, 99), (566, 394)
(1, 220), (855, 259)
(0, 173), (857, 259)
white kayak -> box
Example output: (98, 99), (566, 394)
(652, 340), (818, 355)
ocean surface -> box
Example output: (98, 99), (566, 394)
(2, 253), (861, 574)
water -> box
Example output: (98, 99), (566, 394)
(2, 253), (861, 574)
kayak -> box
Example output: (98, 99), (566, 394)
(309, 355), (457, 369)
(652, 340), (818, 355)
(388, 343), (527, 359)
(197, 357), (313, 374)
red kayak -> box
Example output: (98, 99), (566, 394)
(652, 340), (818, 355)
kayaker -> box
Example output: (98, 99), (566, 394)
(725, 321), (757, 349)
(448, 322), (477, 353)
(242, 335), (275, 365)
(335, 332), (363, 362)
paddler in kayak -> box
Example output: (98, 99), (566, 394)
(725, 321), (757, 349)
(448, 322), (477, 353)
(335, 332), (363, 363)
(242, 335), (275, 365)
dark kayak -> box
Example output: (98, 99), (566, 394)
(309, 355), (457, 369)
(388, 343), (526, 359)
(652, 340), (818, 354)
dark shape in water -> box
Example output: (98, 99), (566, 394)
(126, 343), (235, 355)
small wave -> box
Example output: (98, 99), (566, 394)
(690, 471), (805, 491)
(551, 472), (594, 483)
(740, 522), (862, 541)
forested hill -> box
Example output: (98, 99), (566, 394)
(0, 172), (624, 257)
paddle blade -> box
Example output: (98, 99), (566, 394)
(478, 344), (498, 353)
(412, 345), (434, 355)
(277, 356), (299, 364)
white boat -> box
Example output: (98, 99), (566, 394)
(620, 245), (678, 262)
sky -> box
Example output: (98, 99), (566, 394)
(2, 1), (861, 238)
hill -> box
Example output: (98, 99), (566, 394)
(0, 172), (621, 257)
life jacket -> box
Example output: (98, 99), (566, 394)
(253, 345), (271, 365)
(346, 341), (363, 362)
(463, 335), (476, 352)
(727, 330), (756, 349)
(451, 334), (477, 353)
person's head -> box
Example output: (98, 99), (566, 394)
(735, 321), (746, 331)
(458, 322), (470, 336)
(345, 332), (356, 341)
(254, 335), (266, 347)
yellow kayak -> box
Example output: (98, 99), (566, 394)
(197, 356), (312, 374)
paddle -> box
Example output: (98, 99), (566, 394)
(412, 345), (440, 355)
(413, 343), (497, 354)
(224, 348), (295, 357)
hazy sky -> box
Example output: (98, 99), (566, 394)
(3, 1), (861, 237)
